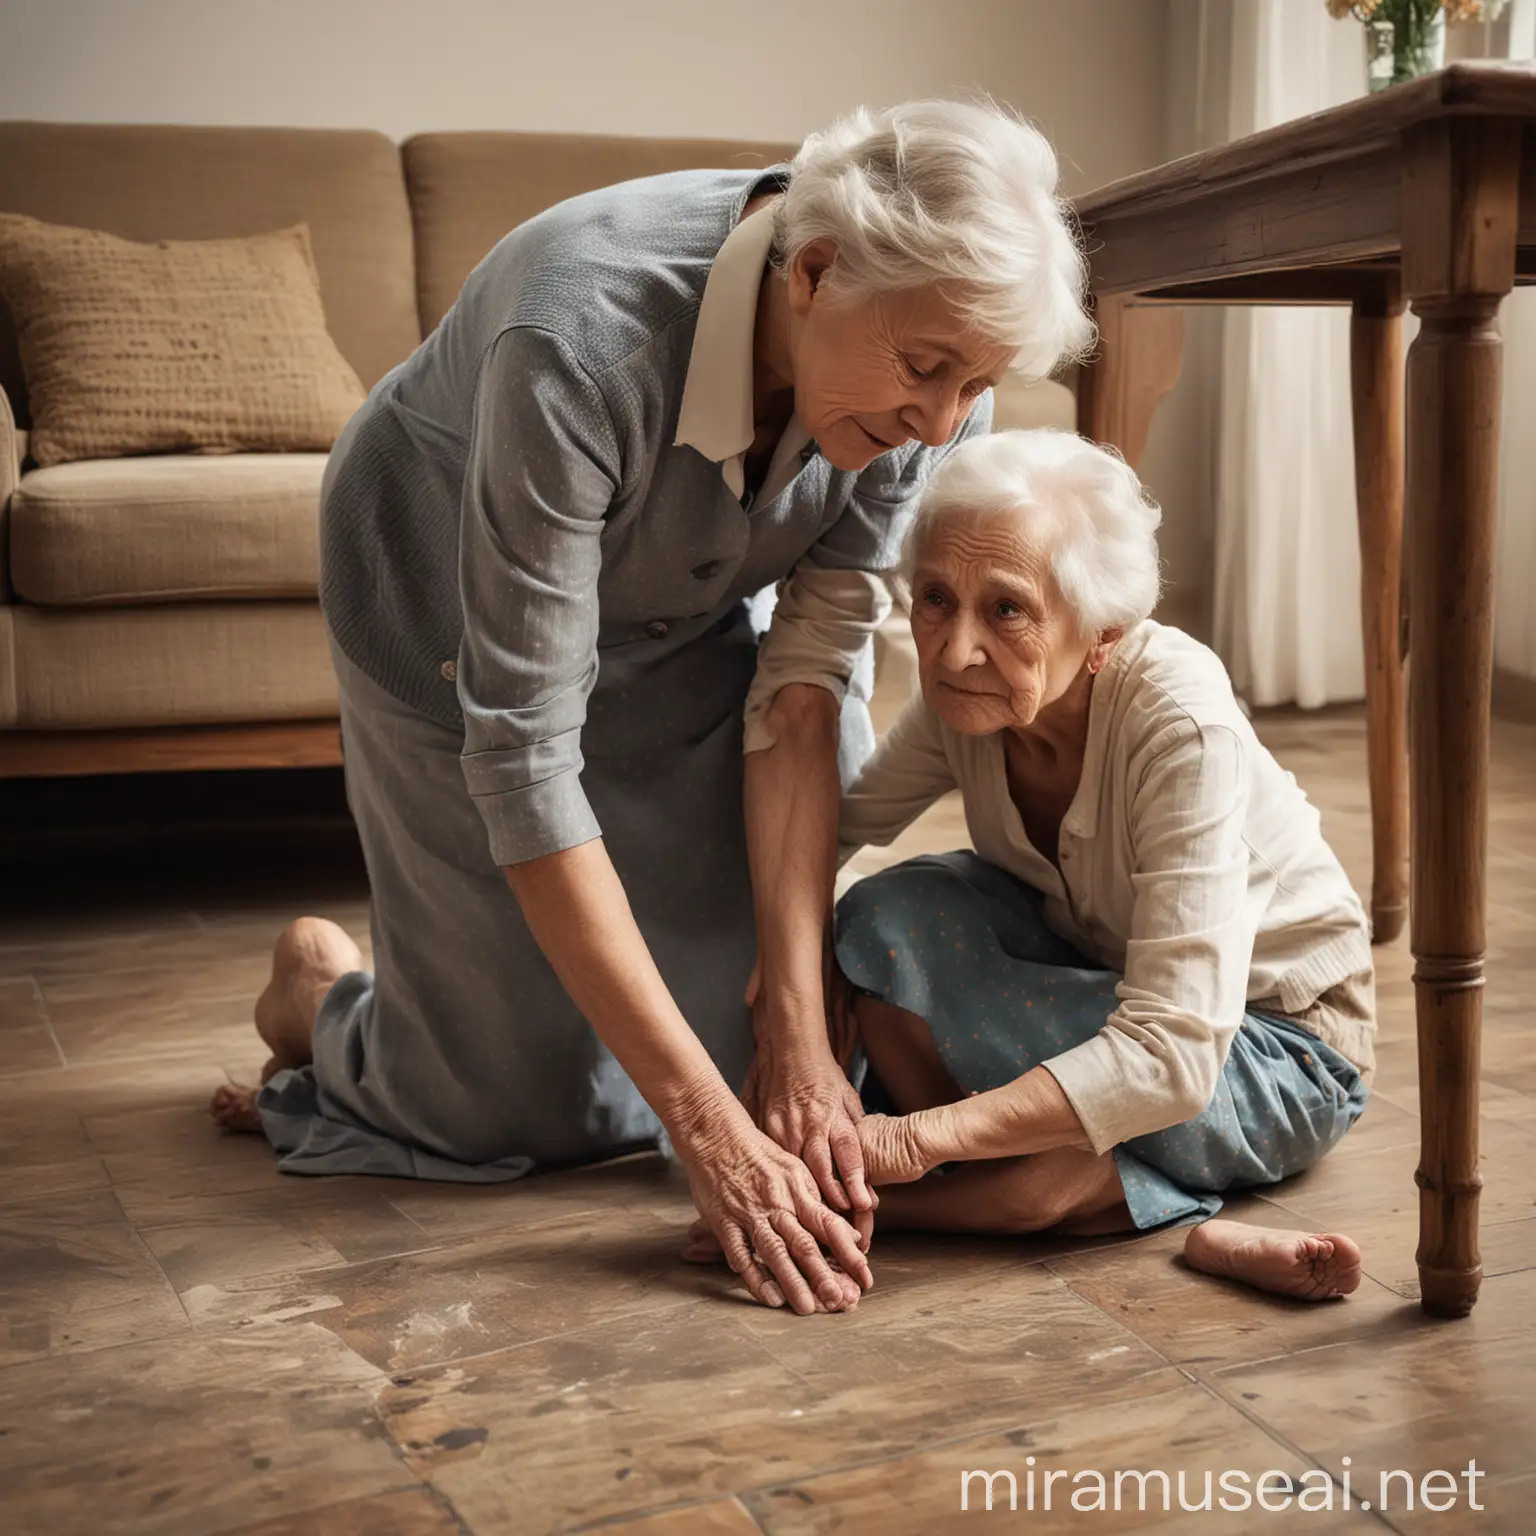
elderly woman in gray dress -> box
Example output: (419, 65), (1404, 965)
(210, 100), (1094, 1315)
(811, 429), (1375, 1300)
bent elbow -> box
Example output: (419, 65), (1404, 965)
(763, 681), (840, 742)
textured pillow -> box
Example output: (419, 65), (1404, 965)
(0, 215), (366, 468)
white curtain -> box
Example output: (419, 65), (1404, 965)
(1494, 3), (1536, 679)
(1209, 0), (1536, 699)
(1211, 0), (1369, 707)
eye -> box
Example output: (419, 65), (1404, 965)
(919, 587), (948, 609)
(903, 356), (936, 381)
(995, 599), (1025, 620)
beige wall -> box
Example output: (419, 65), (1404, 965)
(0, 0), (1166, 195)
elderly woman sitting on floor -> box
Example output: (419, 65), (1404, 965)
(833, 428), (1378, 1301)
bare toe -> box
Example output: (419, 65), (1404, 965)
(209, 1083), (265, 1134)
(1309, 1231), (1363, 1297)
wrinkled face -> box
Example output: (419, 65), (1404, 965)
(909, 515), (1100, 735)
(785, 243), (1014, 472)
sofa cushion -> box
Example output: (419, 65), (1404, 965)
(9, 454), (325, 606)
(403, 131), (795, 334)
(0, 217), (365, 468)
(0, 122), (420, 424)
(3, 601), (336, 729)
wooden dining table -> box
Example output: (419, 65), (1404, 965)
(1072, 61), (1536, 1318)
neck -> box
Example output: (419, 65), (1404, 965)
(749, 202), (796, 440)
(1007, 663), (1096, 763)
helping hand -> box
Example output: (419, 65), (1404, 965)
(680, 1109), (873, 1314)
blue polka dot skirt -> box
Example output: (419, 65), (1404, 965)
(835, 851), (1369, 1230)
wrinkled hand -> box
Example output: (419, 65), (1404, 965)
(856, 1111), (934, 1187)
(681, 1113), (873, 1314)
(741, 960), (873, 1217)
(755, 1045), (874, 1215)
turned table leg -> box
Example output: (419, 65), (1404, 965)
(1349, 292), (1409, 945)
(1401, 117), (1519, 1318)
(1075, 291), (1185, 472)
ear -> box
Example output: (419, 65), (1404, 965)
(786, 238), (839, 316)
(1086, 626), (1124, 675)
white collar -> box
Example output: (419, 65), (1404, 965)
(674, 201), (811, 502)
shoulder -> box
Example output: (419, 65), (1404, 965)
(1102, 621), (1255, 772)
(468, 168), (772, 377)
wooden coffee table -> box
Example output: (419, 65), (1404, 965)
(1072, 62), (1536, 1317)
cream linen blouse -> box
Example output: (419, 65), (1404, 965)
(837, 619), (1377, 1155)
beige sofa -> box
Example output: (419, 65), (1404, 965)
(0, 122), (1073, 779)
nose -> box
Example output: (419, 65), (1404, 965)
(941, 608), (987, 669)
(901, 383), (964, 449)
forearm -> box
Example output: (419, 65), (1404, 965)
(504, 838), (746, 1150)
(743, 682), (842, 1053)
(912, 1066), (1092, 1167)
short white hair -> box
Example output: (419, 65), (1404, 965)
(903, 429), (1163, 635)
(775, 98), (1095, 382)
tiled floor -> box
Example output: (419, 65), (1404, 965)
(2, 697), (1534, 1533)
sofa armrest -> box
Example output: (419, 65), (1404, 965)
(0, 384), (18, 603)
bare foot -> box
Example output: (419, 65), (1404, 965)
(209, 917), (361, 1138)
(253, 916), (362, 1076)
(210, 1083), (264, 1134)
(1184, 1218), (1363, 1301)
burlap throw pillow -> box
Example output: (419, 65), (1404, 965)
(0, 215), (366, 468)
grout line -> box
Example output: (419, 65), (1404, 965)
(564, 1493), (766, 1534)
(218, 1484), (455, 1536)
(1181, 1372), (1405, 1533)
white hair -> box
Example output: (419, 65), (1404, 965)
(774, 98), (1095, 382)
(903, 429), (1163, 635)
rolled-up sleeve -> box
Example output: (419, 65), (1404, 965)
(456, 326), (621, 867)
(1041, 722), (1257, 1154)
(743, 391), (994, 754)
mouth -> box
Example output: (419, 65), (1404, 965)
(938, 680), (1003, 699)
(858, 423), (898, 451)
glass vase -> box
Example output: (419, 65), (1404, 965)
(1367, 8), (1447, 93)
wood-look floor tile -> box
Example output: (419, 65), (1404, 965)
(0, 918), (209, 982)
(375, 1310), (812, 1533)
(0, 1320), (401, 1535)
(1214, 1267), (1536, 1531)
(745, 1381), (1380, 1534)
(130, 1180), (439, 1292)
(40, 955), (268, 1066)
(0, 1085), (110, 1204)
(87, 1097), (283, 1195)
(0, 1026), (63, 1076)
(0, 975), (47, 1029)
(0, 976), (62, 1076)
(730, 1255), (1174, 1446)
(379, 1149), (683, 1242)
(228, 1485), (461, 1536)
(0, 1188), (187, 1365)
(279, 1209), (707, 1375)
(592, 1497), (765, 1534)
(384, 1264), (1175, 1534)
